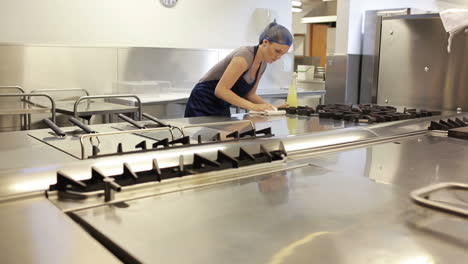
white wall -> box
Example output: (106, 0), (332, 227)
(336, 0), (350, 54)
(345, 0), (468, 54)
(0, 0), (292, 49)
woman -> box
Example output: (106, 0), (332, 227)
(184, 21), (293, 117)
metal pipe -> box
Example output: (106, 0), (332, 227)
(31, 88), (90, 96)
(0, 86), (25, 93)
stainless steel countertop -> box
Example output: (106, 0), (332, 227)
(1, 195), (120, 264)
(1, 112), (468, 263)
(0, 113), (463, 198)
(0, 130), (77, 170)
(0, 114), (362, 198)
(301, 133), (468, 191)
(71, 133), (468, 263)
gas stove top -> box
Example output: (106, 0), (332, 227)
(48, 141), (287, 201)
(428, 117), (468, 140)
(279, 104), (441, 123)
(30, 113), (276, 159)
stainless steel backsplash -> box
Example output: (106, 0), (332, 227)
(378, 14), (468, 111)
(0, 45), (293, 94)
(0, 45), (293, 128)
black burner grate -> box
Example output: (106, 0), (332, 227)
(280, 104), (441, 123)
(48, 143), (287, 199)
(428, 117), (468, 141)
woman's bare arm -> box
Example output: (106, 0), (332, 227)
(214, 57), (274, 111)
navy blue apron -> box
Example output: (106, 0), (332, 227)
(185, 46), (261, 117)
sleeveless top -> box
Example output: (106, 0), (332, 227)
(184, 46), (266, 117)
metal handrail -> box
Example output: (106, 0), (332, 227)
(31, 88), (90, 97)
(79, 126), (174, 159)
(73, 94), (142, 120)
(180, 120), (256, 137)
(0, 86), (25, 93)
(0, 93), (56, 123)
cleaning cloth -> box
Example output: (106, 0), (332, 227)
(440, 8), (468, 53)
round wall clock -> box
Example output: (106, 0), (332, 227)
(160, 0), (178, 8)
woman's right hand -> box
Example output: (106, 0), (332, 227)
(251, 103), (276, 112)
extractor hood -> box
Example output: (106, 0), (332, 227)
(301, 1), (337, 24)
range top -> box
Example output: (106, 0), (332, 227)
(29, 114), (275, 159)
(280, 104), (441, 123)
(428, 117), (468, 140)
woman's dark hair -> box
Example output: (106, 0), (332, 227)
(258, 21), (293, 46)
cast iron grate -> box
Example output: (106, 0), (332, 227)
(428, 117), (468, 131)
(280, 104), (441, 123)
(428, 117), (468, 141)
(42, 115), (275, 159)
(48, 143), (287, 198)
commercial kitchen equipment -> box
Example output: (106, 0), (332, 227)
(2, 103), (468, 263)
(0, 89), (56, 130)
(31, 88), (143, 123)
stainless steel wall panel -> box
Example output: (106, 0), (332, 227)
(325, 54), (347, 104)
(0, 45), (118, 94)
(0, 44), (293, 124)
(360, 11), (383, 104)
(0, 115), (22, 132)
(360, 9), (418, 104)
(117, 48), (219, 90)
(378, 15), (468, 110)
(345, 54), (360, 104)
(0, 46), (26, 86)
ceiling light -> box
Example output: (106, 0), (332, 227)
(292, 7), (303, 13)
(292, 1), (302, 7)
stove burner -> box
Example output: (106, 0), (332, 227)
(278, 106), (315, 116)
(428, 117), (468, 140)
(42, 115), (276, 159)
(429, 117), (468, 131)
(48, 143), (287, 201)
(281, 104), (441, 123)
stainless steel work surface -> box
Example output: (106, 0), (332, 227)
(71, 165), (468, 263)
(0, 130), (76, 171)
(54, 100), (138, 116)
(241, 114), (365, 136)
(28, 124), (163, 159)
(0, 113), (460, 198)
(0, 196), (120, 264)
(173, 114), (365, 137)
(296, 133), (468, 190)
